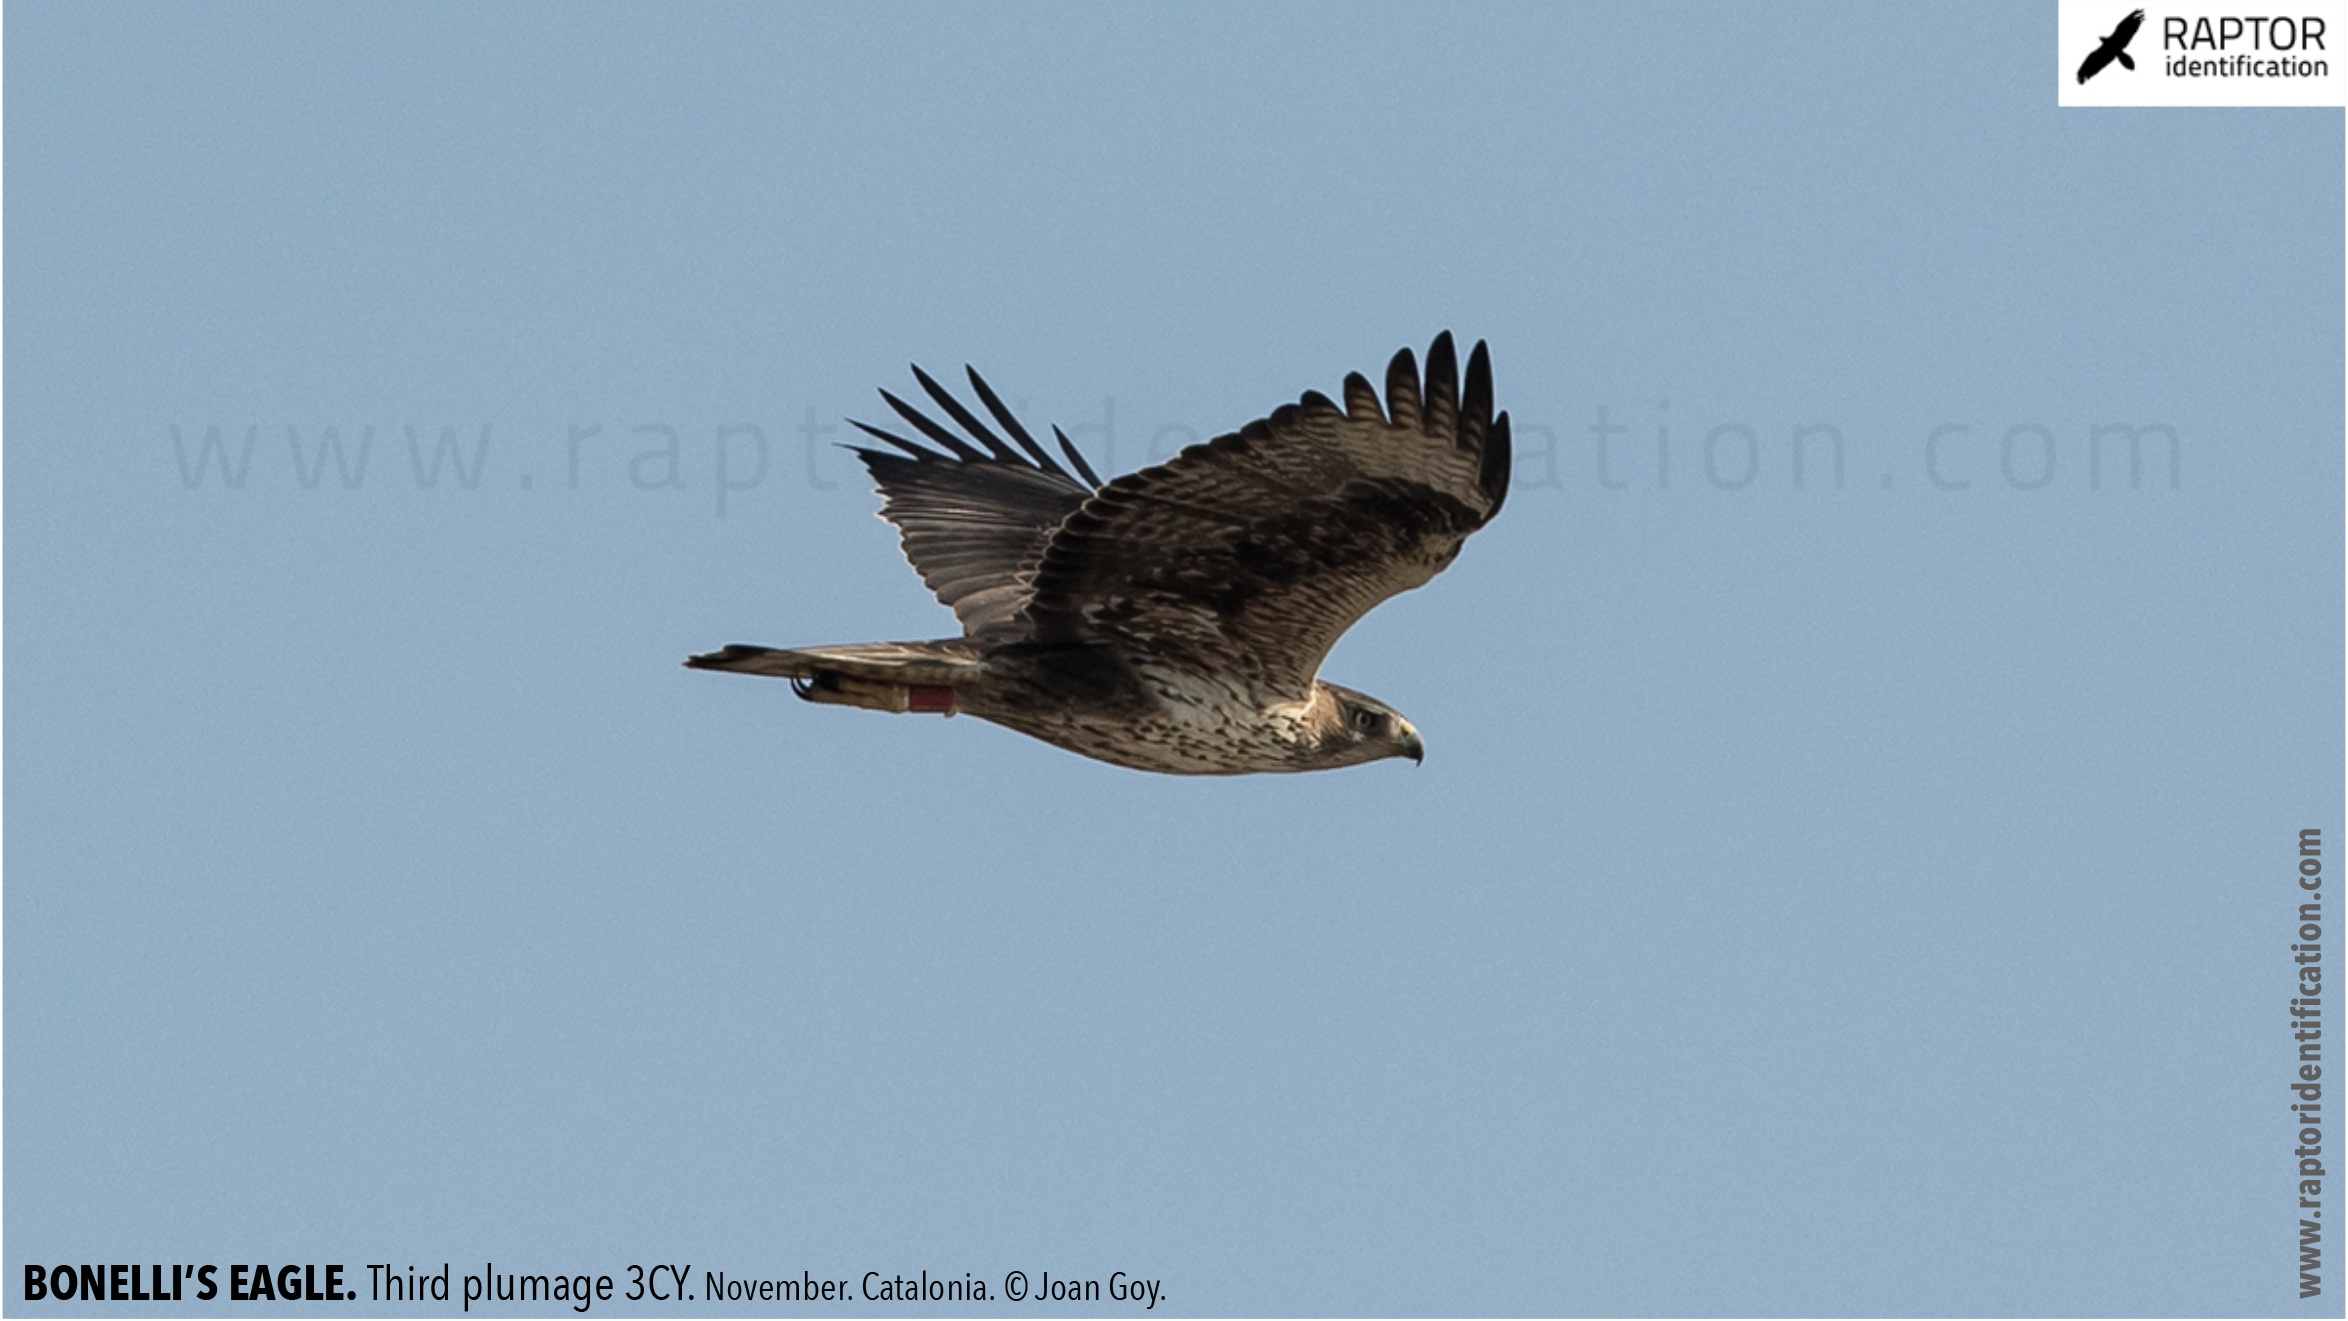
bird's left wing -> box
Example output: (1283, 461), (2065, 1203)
(1020, 333), (1510, 699)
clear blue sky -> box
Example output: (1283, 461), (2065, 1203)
(6, 2), (2341, 1315)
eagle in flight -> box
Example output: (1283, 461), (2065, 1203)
(687, 333), (1510, 774)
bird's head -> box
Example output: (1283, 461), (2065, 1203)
(1311, 682), (1425, 768)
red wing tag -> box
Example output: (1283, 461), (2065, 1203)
(906, 685), (958, 714)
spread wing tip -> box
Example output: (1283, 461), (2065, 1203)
(1401, 333), (1505, 518)
(849, 367), (1100, 490)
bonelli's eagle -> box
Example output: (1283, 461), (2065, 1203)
(688, 333), (1510, 774)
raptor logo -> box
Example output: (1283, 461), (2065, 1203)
(2078, 8), (2148, 81)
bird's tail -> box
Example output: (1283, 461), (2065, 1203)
(685, 639), (983, 714)
(2117, 50), (2135, 69)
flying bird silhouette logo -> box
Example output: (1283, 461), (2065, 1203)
(2078, 9), (2146, 83)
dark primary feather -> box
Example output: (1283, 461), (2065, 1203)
(1050, 425), (1105, 488)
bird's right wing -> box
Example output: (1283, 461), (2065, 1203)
(848, 366), (1100, 638)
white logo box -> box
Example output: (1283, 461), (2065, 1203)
(2060, 0), (2348, 105)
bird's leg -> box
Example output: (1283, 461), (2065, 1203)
(790, 670), (958, 716)
(792, 669), (911, 713)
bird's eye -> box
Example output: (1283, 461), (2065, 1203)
(1352, 709), (1378, 733)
